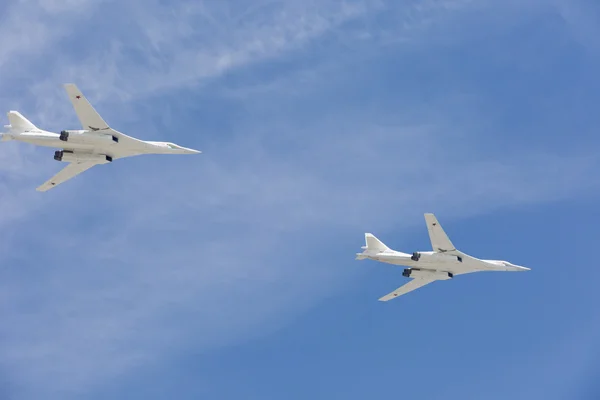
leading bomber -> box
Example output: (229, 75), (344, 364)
(356, 213), (530, 301)
(2, 84), (200, 191)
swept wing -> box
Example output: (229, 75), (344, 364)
(63, 83), (110, 132)
(36, 162), (99, 192)
(424, 213), (455, 253)
(379, 278), (436, 301)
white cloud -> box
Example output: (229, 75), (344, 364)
(1, 117), (596, 397)
(5, 0), (481, 106)
(20, 0), (386, 104)
(0, 0), (598, 398)
(554, 0), (600, 56)
(0, 0), (107, 69)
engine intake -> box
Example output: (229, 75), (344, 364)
(58, 130), (117, 144)
(54, 150), (112, 164)
(411, 252), (421, 261)
(401, 268), (453, 281)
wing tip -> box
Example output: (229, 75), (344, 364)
(378, 293), (400, 302)
(36, 181), (55, 192)
(63, 83), (81, 94)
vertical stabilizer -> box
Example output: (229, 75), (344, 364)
(364, 233), (391, 252)
(7, 111), (37, 132)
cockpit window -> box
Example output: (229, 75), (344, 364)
(166, 143), (180, 149)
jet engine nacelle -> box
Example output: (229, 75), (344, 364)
(402, 268), (453, 280)
(59, 130), (118, 144)
(54, 150), (112, 164)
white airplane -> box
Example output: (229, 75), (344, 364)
(1, 83), (200, 191)
(356, 213), (530, 301)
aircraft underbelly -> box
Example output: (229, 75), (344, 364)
(19, 135), (91, 151)
(17, 135), (144, 158)
(415, 261), (467, 274)
(377, 255), (480, 274)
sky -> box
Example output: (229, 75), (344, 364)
(0, 0), (600, 399)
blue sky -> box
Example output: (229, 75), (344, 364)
(0, 0), (600, 399)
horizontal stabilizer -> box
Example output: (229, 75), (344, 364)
(7, 111), (37, 131)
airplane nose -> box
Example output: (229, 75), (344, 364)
(184, 148), (201, 154)
(518, 266), (531, 271)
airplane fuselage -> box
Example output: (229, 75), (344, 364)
(2, 128), (198, 158)
(365, 250), (527, 275)
(3, 130), (110, 151)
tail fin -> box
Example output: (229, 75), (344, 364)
(7, 111), (37, 132)
(364, 233), (390, 252)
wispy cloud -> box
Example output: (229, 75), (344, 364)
(469, 311), (600, 400)
(25, 0), (386, 103)
(0, 0), (107, 70)
(1, 122), (596, 398)
(0, 0), (598, 398)
(554, 0), (600, 57)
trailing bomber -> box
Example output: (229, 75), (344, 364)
(356, 213), (530, 300)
